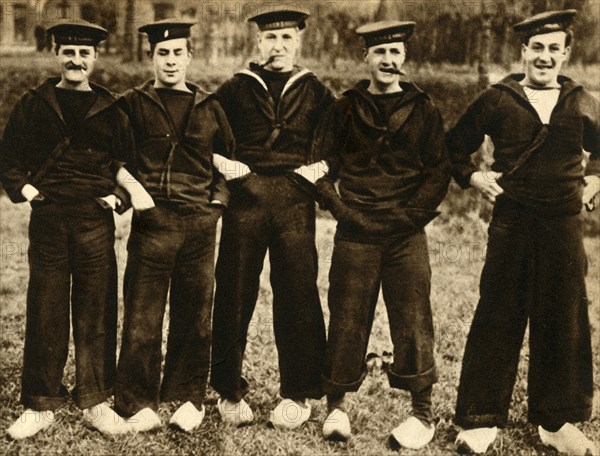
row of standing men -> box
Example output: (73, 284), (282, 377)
(1, 7), (599, 455)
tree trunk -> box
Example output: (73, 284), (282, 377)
(478, 1), (492, 88)
(123, 0), (135, 62)
(532, 0), (549, 14)
(374, 0), (402, 21)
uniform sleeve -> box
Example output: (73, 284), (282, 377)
(116, 94), (139, 176)
(307, 81), (336, 164)
(209, 97), (235, 205)
(446, 88), (500, 188)
(213, 78), (237, 131)
(111, 95), (136, 210)
(313, 100), (353, 218)
(212, 95), (236, 160)
(311, 99), (348, 181)
(406, 103), (451, 212)
(581, 90), (600, 177)
(0, 95), (30, 203)
(114, 100), (134, 166)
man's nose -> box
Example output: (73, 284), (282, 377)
(72, 52), (83, 65)
(539, 48), (551, 61)
(381, 52), (392, 64)
(273, 37), (284, 50)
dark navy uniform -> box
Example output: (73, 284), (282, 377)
(114, 22), (234, 417)
(0, 22), (128, 411)
(210, 12), (334, 402)
(448, 11), (599, 429)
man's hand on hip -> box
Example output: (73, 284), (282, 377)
(470, 170), (504, 203)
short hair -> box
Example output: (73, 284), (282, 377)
(521, 27), (573, 47)
(148, 38), (193, 57)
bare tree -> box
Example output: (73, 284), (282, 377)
(123, 0), (136, 62)
(478, 0), (492, 88)
(532, 0), (549, 14)
(374, 0), (403, 21)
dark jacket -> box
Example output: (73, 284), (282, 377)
(447, 74), (600, 216)
(0, 77), (130, 205)
(120, 80), (233, 208)
(314, 80), (450, 239)
(214, 65), (335, 174)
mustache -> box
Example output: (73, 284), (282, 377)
(65, 63), (87, 71)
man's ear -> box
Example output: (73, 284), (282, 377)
(362, 48), (369, 62)
(564, 45), (572, 60)
(521, 43), (527, 59)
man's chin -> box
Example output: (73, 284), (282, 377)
(157, 79), (177, 87)
(265, 61), (293, 72)
(63, 75), (89, 84)
(529, 74), (556, 88)
(159, 75), (182, 86)
(373, 72), (398, 85)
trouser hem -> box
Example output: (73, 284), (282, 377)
(280, 387), (324, 401)
(321, 371), (367, 395)
(528, 406), (592, 426)
(210, 377), (249, 403)
(21, 394), (69, 412)
(73, 387), (112, 410)
(388, 364), (438, 392)
(160, 388), (206, 408)
(454, 413), (508, 429)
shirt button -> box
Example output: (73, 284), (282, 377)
(166, 133), (170, 138)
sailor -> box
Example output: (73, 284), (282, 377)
(313, 20), (450, 448)
(447, 10), (599, 455)
(113, 19), (233, 433)
(1, 19), (133, 438)
(209, 6), (334, 429)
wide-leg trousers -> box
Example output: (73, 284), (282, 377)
(210, 174), (326, 401)
(321, 229), (437, 395)
(22, 202), (117, 411)
(455, 198), (593, 428)
(115, 205), (219, 416)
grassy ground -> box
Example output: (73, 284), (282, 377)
(1, 194), (599, 455)
(1, 56), (599, 454)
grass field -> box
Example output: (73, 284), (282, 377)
(0, 55), (599, 454)
(1, 195), (599, 455)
